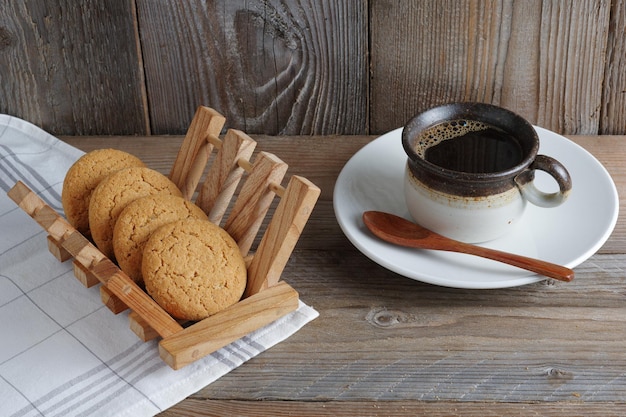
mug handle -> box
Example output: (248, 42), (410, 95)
(514, 155), (572, 208)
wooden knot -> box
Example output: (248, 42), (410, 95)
(0, 27), (14, 50)
(366, 308), (413, 328)
(541, 279), (558, 287)
(545, 367), (574, 385)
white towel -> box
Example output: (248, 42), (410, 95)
(0, 114), (318, 417)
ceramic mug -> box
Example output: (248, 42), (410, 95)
(402, 102), (572, 243)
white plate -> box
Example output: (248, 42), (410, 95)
(333, 127), (619, 289)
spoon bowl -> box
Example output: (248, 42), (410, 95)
(362, 211), (574, 282)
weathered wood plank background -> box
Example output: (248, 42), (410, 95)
(2, 0), (625, 136)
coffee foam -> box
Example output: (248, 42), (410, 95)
(413, 119), (490, 158)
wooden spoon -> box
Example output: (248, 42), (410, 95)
(362, 211), (574, 282)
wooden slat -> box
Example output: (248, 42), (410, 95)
(600, 0), (626, 134)
(92, 260), (183, 338)
(72, 260), (100, 288)
(245, 175), (320, 297)
(129, 311), (188, 342)
(223, 151), (288, 256)
(195, 129), (257, 224)
(46, 235), (71, 262)
(135, 0), (367, 135)
(0, 1), (148, 135)
(129, 311), (160, 342)
(100, 285), (128, 314)
(169, 106), (226, 199)
(62, 231), (105, 275)
(162, 399), (626, 417)
(159, 281), (299, 370)
(370, 0), (611, 135)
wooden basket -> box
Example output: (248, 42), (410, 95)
(7, 106), (320, 370)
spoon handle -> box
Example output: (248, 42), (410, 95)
(362, 211), (574, 282)
(447, 241), (574, 282)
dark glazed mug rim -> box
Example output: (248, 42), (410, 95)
(402, 102), (539, 184)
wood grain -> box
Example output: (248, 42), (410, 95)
(162, 400), (626, 417)
(196, 129), (257, 223)
(159, 282), (299, 370)
(135, 0), (368, 135)
(224, 151), (288, 255)
(245, 175), (320, 296)
(370, 0), (611, 135)
(3, 1), (626, 136)
(187, 250), (626, 403)
(601, 0), (626, 134)
(169, 106), (225, 199)
(0, 0), (148, 135)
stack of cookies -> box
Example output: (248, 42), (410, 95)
(61, 149), (247, 321)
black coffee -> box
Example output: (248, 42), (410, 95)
(415, 120), (523, 173)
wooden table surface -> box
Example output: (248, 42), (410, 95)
(62, 134), (625, 416)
